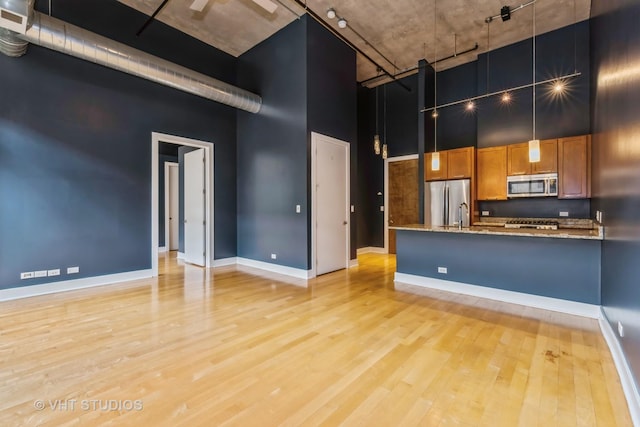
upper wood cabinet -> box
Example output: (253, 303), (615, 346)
(425, 151), (448, 181)
(425, 147), (474, 181)
(507, 139), (558, 175)
(477, 146), (507, 200)
(558, 135), (591, 199)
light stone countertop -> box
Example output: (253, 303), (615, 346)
(390, 222), (604, 240)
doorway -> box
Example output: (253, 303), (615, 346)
(151, 132), (214, 276)
(384, 155), (419, 254)
(164, 162), (179, 251)
(311, 132), (350, 276)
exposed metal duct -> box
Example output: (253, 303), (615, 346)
(0, 27), (27, 56)
(0, 5), (262, 113)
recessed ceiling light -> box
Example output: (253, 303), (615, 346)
(327, 8), (336, 19)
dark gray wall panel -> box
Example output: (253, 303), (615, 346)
(591, 0), (640, 391)
(396, 230), (601, 304)
(237, 18), (308, 269)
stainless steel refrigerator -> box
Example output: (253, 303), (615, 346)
(424, 179), (471, 227)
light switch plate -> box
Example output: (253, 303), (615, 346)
(380, 206), (384, 212)
(437, 267), (448, 274)
(34, 270), (47, 278)
(295, 205), (301, 213)
(67, 266), (79, 274)
(482, 211), (490, 216)
(350, 205), (355, 213)
(559, 211), (569, 217)
(47, 269), (60, 277)
(20, 272), (34, 280)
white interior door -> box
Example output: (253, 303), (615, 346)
(168, 164), (179, 250)
(314, 134), (349, 275)
(184, 148), (205, 266)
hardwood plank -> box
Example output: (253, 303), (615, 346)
(0, 252), (632, 426)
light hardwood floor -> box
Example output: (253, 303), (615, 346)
(0, 253), (632, 426)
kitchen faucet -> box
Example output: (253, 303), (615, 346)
(458, 202), (469, 230)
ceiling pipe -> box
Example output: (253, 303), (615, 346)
(0, 2), (262, 113)
(291, 0), (411, 92)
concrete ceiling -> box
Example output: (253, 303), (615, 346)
(118, 0), (590, 84)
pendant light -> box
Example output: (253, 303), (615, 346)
(374, 86), (381, 155)
(528, 1), (540, 163)
(382, 85), (388, 159)
(431, 0), (440, 171)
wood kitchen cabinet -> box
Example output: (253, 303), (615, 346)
(425, 146), (474, 181)
(477, 146), (507, 200)
(424, 151), (448, 181)
(558, 135), (591, 198)
(507, 139), (557, 175)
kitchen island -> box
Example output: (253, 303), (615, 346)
(390, 221), (603, 314)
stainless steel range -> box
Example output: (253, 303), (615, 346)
(504, 219), (559, 230)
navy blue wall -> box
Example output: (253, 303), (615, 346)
(237, 16), (357, 269)
(307, 18), (358, 260)
(396, 230), (601, 304)
(0, 1), (238, 288)
(591, 0), (640, 393)
(236, 18), (308, 270)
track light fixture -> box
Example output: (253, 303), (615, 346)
(337, 18), (347, 29)
(326, 8), (336, 19)
(501, 92), (512, 103)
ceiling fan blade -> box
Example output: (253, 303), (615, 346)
(251, 0), (278, 14)
(189, 0), (210, 12)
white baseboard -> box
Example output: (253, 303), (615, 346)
(599, 310), (640, 426)
(177, 252), (185, 260)
(394, 272), (601, 319)
(236, 258), (313, 280)
(357, 246), (386, 255)
(212, 257), (238, 267)
(158, 246), (167, 253)
(0, 270), (153, 302)
(349, 258), (359, 268)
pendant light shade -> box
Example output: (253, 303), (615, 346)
(528, 139), (540, 162)
(382, 143), (388, 159)
(374, 134), (381, 155)
(431, 151), (440, 171)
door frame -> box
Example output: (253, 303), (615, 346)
(384, 154), (419, 254)
(164, 161), (179, 252)
(152, 132), (214, 276)
(311, 132), (350, 278)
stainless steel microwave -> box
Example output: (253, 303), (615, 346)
(507, 173), (558, 198)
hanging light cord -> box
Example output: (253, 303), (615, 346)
(434, 0), (437, 153)
(375, 86), (379, 135)
(532, 1), (536, 140)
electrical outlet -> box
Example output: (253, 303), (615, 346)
(380, 206), (384, 212)
(559, 211), (569, 217)
(270, 253), (277, 260)
(618, 321), (624, 338)
(351, 205), (355, 213)
(482, 211), (490, 216)
(34, 270), (47, 278)
(47, 269), (60, 277)
(67, 266), (79, 274)
(437, 267), (448, 274)
(295, 205), (301, 213)
(20, 272), (34, 280)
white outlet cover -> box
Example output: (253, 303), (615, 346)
(20, 272), (34, 280)
(437, 267), (448, 274)
(47, 269), (60, 277)
(559, 211), (569, 217)
(482, 211), (490, 216)
(34, 270), (47, 278)
(67, 266), (79, 274)
(270, 254), (277, 259)
(351, 205), (355, 213)
(380, 206), (384, 212)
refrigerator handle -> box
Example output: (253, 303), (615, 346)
(443, 185), (449, 225)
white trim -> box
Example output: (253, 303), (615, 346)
(599, 310), (640, 426)
(158, 246), (167, 253)
(394, 272), (601, 319)
(349, 259), (359, 268)
(164, 161), (179, 252)
(152, 132), (214, 277)
(357, 246), (386, 254)
(212, 257), (238, 267)
(177, 252), (185, 260)
(0, 270), (152, 302)
(311, 132), (351, 277)
(384, 154), (419, 253)
(237, 258), (314, 280)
